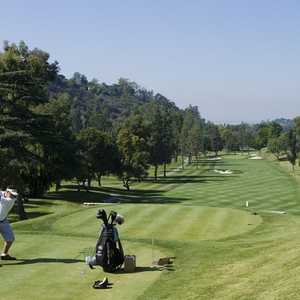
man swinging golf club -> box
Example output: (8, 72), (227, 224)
(0, 188), (18, 263)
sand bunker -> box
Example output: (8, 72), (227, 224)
(207, 157), (222, 161)
(265, 210), (287, 214)
(214, 169), (233, 175)
(249, 156), (263, 160)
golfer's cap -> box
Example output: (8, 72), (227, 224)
(6, 188), (18, 197)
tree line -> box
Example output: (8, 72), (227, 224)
(0, 41), (299, 219)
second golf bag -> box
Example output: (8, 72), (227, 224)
(94, 209), (124, 272)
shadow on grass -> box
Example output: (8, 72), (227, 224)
(25, 200), (60, 206)
(115, 265), (174, 273)
(24, 211), (50, 219)
(36, 162), (242, 206)
(10, 209), (51, 224)
(44, 189), (108, 203)
(194, 160), (244, 167)
(41, 168), (238, 205)
(6, 258), (83, 265)
(43, 187), (186, 205)
(143, 175), (233, 184)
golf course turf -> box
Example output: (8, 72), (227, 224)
(1, 155), (300, 299)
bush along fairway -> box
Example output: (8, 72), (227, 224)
(2, 155), (300, 299)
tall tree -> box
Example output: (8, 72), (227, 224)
(293, 116), (300, 166)
(180, 106), (203, 166)
(220, 126), (239, 153)
(0, 41), (58, 219)
(207, 123), (223, 156)
(77, 128), (118, 188)
(117, 114), (149, 190)
(143, 101), (174, 180)
(268, 133), (289, 160)
(34, 93), (79, 191)
(287, 129), (298, 172)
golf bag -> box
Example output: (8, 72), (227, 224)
(94, 209), (124, 273)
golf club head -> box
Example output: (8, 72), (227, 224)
(97, 209), (108, 225)
(109, 211), (117, 224)
(115, 214), (124, 225)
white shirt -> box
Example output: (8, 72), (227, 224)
(0, 191), (16, 221)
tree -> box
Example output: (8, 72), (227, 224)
(142, 101), (174, 180)
(0, 41), (58, 219)
(180, 106), (204, 166)
(35, 93), (79, 191)
(180, 109), (193, 166)
(87, 112), (112, 133)
(294, 117), (300, 135)
(145, 103), (165, 180)
(77, 128), (119, 188)
(254, 123), (270, 149)
(269, 121), (283, 138)
(293, 116), (300, 166)
(206, 123), (223, 156)
(287, 129), (297, 172)
(268, 133), (289, 160)
(220, 126), (239, 153)
(189, 121), (203, 168)
(238, 123), (254, 153)
(94, 134), (120, 187)
(254, 121), (283, 150)
(117, 115), (149, 190)
(153, 95), (179, 177)
(170, 110), (183, 162)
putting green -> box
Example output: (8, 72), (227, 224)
(49, 204), (262, 241)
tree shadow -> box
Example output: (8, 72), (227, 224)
(25, 200), (60, 206)
(143, 175), (231, 185)
(195, 160), (244, 167)
(44, 189), (107, 203)
(37, 163), (241, 206)
(42, 187), (186, 205)
(5, 258), (84, 265)
(40, 168), (240, 205)
(99, 186), (163, 196)
(114, 195), (185, 204)
(10, 207), (51, 224)
(25, 211), (51, 219)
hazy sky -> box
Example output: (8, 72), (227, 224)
(1, 0), (300, 123)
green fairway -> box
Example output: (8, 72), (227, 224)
(2, 155), (300, 299)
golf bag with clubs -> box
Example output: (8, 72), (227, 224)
(87, 209), (124, 273)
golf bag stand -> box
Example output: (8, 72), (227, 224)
(87, 209), (124, 273)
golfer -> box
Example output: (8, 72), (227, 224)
(0, 188), (18, 261)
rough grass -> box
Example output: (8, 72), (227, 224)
(2, 155), (300, 299)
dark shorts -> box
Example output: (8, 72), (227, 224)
(0, 219), (15, 242)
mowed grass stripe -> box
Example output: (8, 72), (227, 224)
(122, 205), (166, 237)
(124, 205), (262, 242)
(128, 206), (183, 239)
(165, 158), (300, 213)
(176, 207), (261, 241)
(172, 206), (209, 240)
(53, 204), (138, 236)
(157, 167), (204, 191)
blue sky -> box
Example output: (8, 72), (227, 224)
(1, 0), (300, 123)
